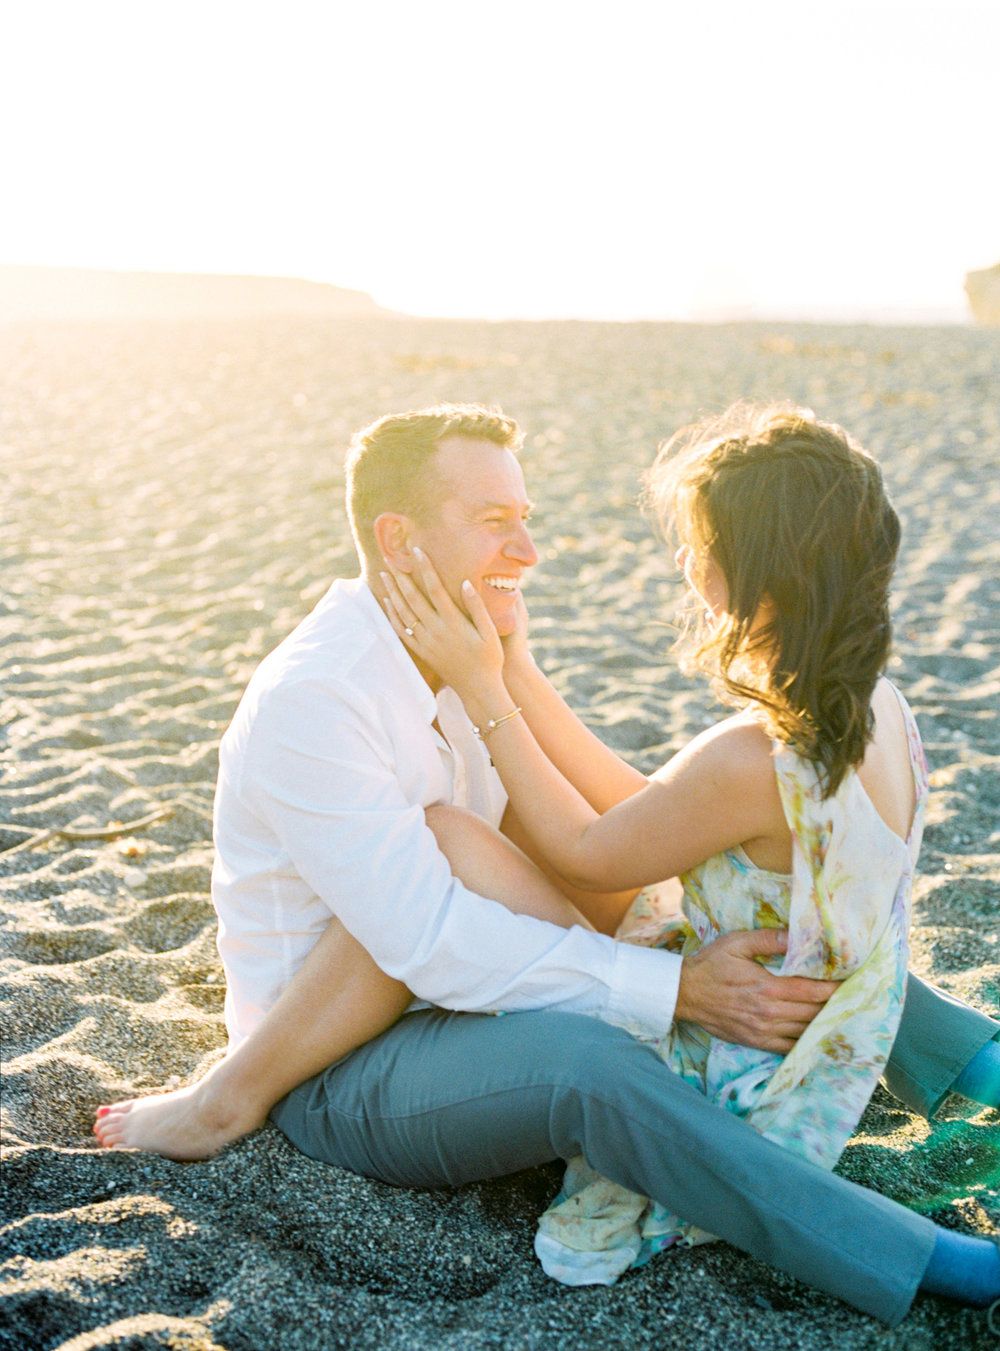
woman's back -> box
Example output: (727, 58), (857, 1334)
(858, 677), (920, 842)
(739, 675), (920, 873)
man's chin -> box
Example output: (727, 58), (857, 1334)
(484, 595), (519, 637)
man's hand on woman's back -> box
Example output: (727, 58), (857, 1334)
(675, 929), (840, 1054)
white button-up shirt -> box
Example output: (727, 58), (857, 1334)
(213, 577), (681, 1048)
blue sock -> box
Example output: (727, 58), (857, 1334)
(919, 1228), (1000, 1307)
(952, 1036), (1000, 1108)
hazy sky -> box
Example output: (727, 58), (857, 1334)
(3, 0), (997, 320)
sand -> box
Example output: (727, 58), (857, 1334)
(1, 316), (998, 1351)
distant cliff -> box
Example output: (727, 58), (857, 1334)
(964, 263), (1000, 325)
(0, 265), (393, 321)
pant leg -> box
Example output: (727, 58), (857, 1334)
(270, 1009), (934, 1326)
(885, 973), (999, 1117)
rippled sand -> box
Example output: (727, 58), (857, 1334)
(1, 317), (998, 1350)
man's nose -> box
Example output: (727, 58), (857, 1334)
(507, 522), (539, 565)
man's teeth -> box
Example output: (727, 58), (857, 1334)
(485, 577), (517, 592)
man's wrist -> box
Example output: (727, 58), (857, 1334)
(608, 943), (682, 1038)
(673, 955), (695, 1023)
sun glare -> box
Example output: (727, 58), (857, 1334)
(1, 1), (997, 321)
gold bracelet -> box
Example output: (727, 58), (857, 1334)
(472, 706), (523, 740)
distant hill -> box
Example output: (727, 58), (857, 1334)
(0, 264), (393, 321)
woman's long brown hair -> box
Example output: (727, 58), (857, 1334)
(644, 403), (900, 797)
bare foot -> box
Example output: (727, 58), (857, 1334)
(93, 1069), (266, 1161)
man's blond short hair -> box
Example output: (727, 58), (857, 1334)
(346, 403), (523, 572)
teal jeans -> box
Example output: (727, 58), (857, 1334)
(270, 976), (995, 1325)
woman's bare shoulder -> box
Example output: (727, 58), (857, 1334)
(688, 707), (775, 761)
(662, 708), (780, 799)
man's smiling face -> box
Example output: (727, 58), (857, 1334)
(408, 435), (538, 637)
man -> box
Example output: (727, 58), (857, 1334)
(96, 403), (1000, 1324)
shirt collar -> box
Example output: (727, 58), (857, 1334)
(355, 579), (439, 727)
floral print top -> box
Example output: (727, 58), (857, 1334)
(534, 684), (928, 1285)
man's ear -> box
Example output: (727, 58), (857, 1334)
(373, 513), (418, 572)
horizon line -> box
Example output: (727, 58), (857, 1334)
(0, 259), (979, 326)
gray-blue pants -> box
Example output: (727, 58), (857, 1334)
(270, 974), (997, 1326)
